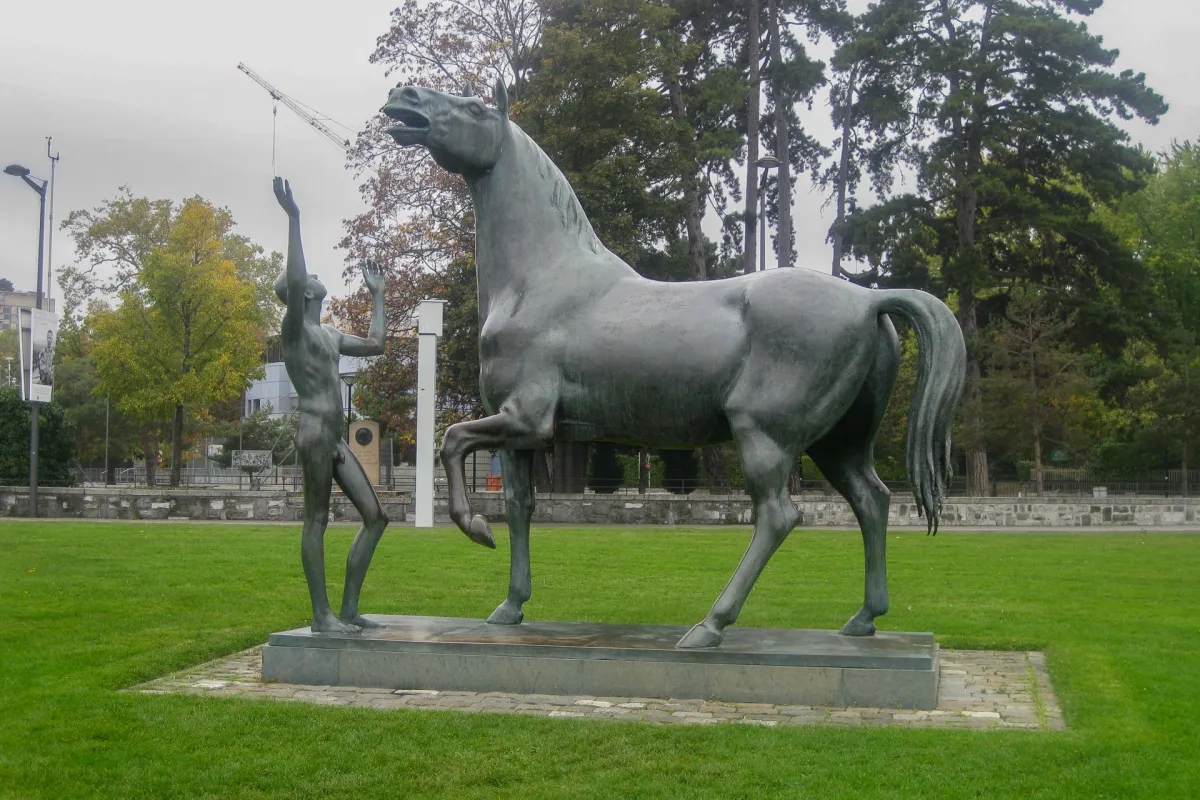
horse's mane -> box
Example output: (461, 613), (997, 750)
(510, 126), (602, 255)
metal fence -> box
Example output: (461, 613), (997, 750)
(60, 464), (1200, 499)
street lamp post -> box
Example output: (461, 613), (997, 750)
(4, 163), (47, 518)
(341, 372), (357, 441)
(755, 156), (781, 272)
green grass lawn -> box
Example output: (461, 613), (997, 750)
(1, 521), (1197, 799)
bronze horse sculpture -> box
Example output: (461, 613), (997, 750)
(384, 79), (966, 649)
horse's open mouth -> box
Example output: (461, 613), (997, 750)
(384, 107), (430, 143)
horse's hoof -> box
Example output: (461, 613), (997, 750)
(677, 622), (723, 649)
(839, 615), (877, 637)
(466, 515), (496, 549)
(487, 601), (524, 625)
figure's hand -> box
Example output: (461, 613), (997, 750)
(362, 259), (386, 294)
(274, 177), (300, 218)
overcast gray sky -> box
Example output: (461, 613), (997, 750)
(2, 1), (1197, 305)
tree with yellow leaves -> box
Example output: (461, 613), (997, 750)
(91, 198), (267, 487)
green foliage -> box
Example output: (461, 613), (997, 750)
(586, 441), (625, 493)
(89, 198), (269, 486)
(617, 451), (664, 487)
(52, 355), (139, 465)
(0, 327), (18, 362)
(91, 199), (266, 422)
(0, 387), (74, 486)
(980, 289), (1100, 489)
(60, 187), (283, 329)
(214, 407), (298, 468)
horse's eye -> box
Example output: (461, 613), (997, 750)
(468, 103), (483, 117)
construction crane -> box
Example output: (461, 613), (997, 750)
(237, 62), (356, 164)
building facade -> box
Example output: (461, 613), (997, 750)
(0, 285), (55, 332)
(243, 351), (370, 419)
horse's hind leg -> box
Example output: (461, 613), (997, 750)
(488, 449), (534, 625)
(808, 321), (899, 636)
(678, 422), (798, 649)
(809, 438), (891, 636)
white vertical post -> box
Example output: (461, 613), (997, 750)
(415, 299), (445, 528)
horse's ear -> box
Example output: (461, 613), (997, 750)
(462, 83), (474, 97)
(494, 77), (509, 117)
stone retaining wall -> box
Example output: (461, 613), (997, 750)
(0, 486), (409, 523)
(3, 486), (1199, 527)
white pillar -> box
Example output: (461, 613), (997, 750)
(415, 299), (445, 528)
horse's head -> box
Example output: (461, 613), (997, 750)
(383, 79), (509, 175)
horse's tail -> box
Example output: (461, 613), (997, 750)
(874, 289), (966, 533)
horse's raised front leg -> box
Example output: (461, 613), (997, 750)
(488, 449), (534, 624)
(678, 423), (799, 649)
(440, 409), (548, 548)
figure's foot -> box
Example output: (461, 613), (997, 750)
(839, 609), (878, 637)
(487, 598), (525, 625)
(465, 515), (496, 549)
(677, 620), (723, 649)
(311, 612), (362, 634)
(340, 612), (383, 629)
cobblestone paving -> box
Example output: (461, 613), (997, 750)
(132, 647), (1065, 731)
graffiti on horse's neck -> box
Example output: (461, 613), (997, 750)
(467, 122), (632, 320)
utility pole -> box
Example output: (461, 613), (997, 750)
(4, 164), (48, 517)
(46, 138), (59, 305)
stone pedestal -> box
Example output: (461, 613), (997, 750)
(262, 616), (939, 709)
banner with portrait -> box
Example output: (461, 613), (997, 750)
(19, 309), (57, 402)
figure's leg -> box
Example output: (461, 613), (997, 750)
(678, 421), (799, 649)
(440, 409), (549, 548)
(488, 449), (534, 624)
(809, 319), (899, 636)
(299, 446), (360, 634)
(333, 440), (389, 628)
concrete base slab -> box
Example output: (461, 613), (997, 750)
(262, 616), (939, 709)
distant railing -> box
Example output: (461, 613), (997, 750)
(43, 464), (1200, 500)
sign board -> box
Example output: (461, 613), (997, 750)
(232, 450), (273, 471)
(27, 309), (57, 402)
(349, 420), (381, 485)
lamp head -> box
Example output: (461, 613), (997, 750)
(756, 156), (781, 169)
(4, 164), (31, 177)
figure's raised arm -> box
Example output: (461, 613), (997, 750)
(339, 260), (388, 357)
(273, 177), (307, 323)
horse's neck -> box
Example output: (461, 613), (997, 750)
(468, 125), (618, 319)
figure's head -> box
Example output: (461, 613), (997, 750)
(45, 330), (54, 349)
(275, 274), (327, 320)
(383, 79), (509, 175)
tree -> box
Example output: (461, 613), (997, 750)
(52, 355), (139, 470)
(215, 407), (298, 468)
(0, 386), (73, 487)
(1101, 140), (1200, 490)
(90, 199), (268, 487)
(742, 0), (763, 274)
(838, 0), (1166, 494)
(527, 0), (744, 281)
(60, 187), (282, 330)
(982, 289), (1095, 494)
(337, 0), (538, 447)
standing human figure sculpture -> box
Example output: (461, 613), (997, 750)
(383, 81), (965, 649)
(273, 177), (389, 633)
